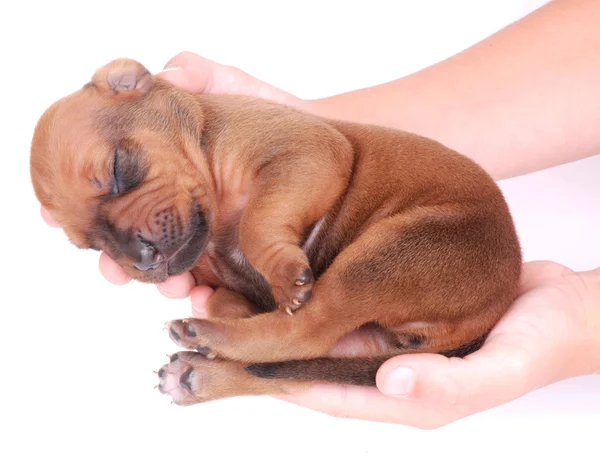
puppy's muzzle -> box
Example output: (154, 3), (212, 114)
(122, 202), (209, 277)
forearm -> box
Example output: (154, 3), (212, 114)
(309, 0), (600, 180)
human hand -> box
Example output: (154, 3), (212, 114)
(269, 261), (600, 428)
(158, 51), (309, 110)
(40, 51), (308, 298)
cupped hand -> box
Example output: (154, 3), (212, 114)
(270, 261), (600, 428)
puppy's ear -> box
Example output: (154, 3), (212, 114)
(90, 59), (153, 100)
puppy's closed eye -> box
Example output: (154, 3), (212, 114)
(110, 142), (147, 196)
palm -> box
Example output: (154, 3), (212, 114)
(278, 260), (598, 428)
(482, 261), (592, 388)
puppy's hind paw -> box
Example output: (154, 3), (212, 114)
(156, 351), (217, 406)
(156, 351), (261, 406)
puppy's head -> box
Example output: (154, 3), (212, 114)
(31, 59), (212, 283)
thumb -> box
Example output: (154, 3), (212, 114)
(376, 345), (534, 411)
(40, 206), (61, 228)
(156, 51), (307, 108)
(156, 51), (258, 96)
(156, 52), (219, 93)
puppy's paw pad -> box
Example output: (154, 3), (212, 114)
(167, 319), (218, 355)
(157, 354), (195, 405)
(157, 352), (210, 405)
(156, 351), (249, 406)
(196, 345), (216, 359)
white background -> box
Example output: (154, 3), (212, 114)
(1, 1), (599, 462)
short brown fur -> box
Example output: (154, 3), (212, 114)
(30, 59), (522, 406)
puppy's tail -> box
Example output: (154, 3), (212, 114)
(246, 357), (387, 386)
(245, 335), (486, 386)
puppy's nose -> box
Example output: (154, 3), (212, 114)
(134, 239), (164, 271)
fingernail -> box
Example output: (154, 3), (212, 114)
(157, 67), (182, 85)
(159, 66), (181, 74)
(380, 367), (415, 397)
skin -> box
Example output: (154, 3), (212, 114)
(41, 0), (600, 427)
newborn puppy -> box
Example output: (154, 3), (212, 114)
(30, 59), (521, 406)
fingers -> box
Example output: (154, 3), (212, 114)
(156, 272), (196, 299)
(41, 205), (132, 286)
(40, 206), (60, 227)
(99, 252), (131, 285)
(158, 52), (218, 93)
(376, 344), (532, 412)
(99, 252), (197, 297)
(190, 286), (215, 318)
(277, 343), (537, 428)
(275, 384), (455, 429)
(99, 251), (197, 298)
(44, 202), (197, 295)
(158, 51), (258, 96)
(157, 51), (308, 109)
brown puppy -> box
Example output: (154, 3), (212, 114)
(30, 59), (521, 406)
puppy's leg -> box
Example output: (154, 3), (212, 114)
(166, 212), (430, 363)
(156, 351), (308, 406)
(203, 287), (260, 319)
(158, 319), (401, 406)
(238, 145), (353, 314)
(167, 298), (348, 363)
(167, 205), (518, 364)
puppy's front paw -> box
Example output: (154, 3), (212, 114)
(272, 264), (314, 315)
(167, 318), (220, 358)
